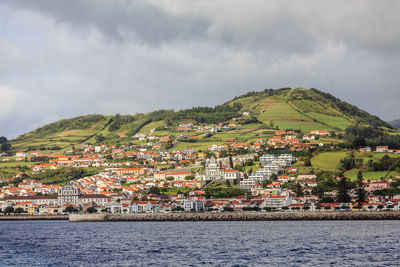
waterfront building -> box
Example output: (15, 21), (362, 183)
(57, 183), (110, 206)
(184, 197), (205, 212)
(261, 196), (292, 210)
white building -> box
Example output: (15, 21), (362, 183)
(184, 198), (205, 212)
(131, 201), (160, 213)
(260, 154), (276, 166)
(205, 158), (224, 180)
(261, 196), (292, 210)
(224, 169), (241, 181)
(57, 183), (110, 206)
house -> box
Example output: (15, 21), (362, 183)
(368, 181), (389, 192)
(131, 201), (160, 213)
(116, 168), (146, 177)
(224, 169), (241, 181)
(162, 172), (193, 181)
(184, 148), (195, 154)
(6, 195), (58, 206)
(15, 152), (27, 158)
(376, 146), (389, 153)
(310, 130), (330, 136)
(240, 178), (257, 188)
(359, 146), (372, 152)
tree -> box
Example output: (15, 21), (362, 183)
(166, 177), (174, 181)
(87, 207), (96, 214)
(295, 183), (304, 197)
(95, 134), (105, 142)
(148, 186), (160, 195)
(63, 206), (78, 213)
(172, 206), (184, 212)
(0, 136), (7, 143)
(304, 156), (312, 167)
(1, 143), (11, 152)
(14, 207), (26, 214)
(261, 179), (271, 189)
(339, 154), (356, 171)
(228, 145), (234, 169)
(270, 174), (278, 181)
(356, 170), (366, 205)
(4, 206), (14, 214)
(337, 177), (351, 203)
(234, 164), (243, 171)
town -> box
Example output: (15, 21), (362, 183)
(1, 125), (400, 216)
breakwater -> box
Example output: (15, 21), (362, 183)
(0, 215), (68, 221)
(69, 211), (400, 222)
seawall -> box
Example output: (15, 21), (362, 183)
(0, 215), (68, 221)
(69, 212), (400, 222)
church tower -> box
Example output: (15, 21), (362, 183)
(205, 157), (224, 180)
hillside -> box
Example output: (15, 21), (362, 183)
(9, 88), (393, 153)
(390, 119), (400, 129)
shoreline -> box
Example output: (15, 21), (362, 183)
(69, 211), (400, 222)
(1, 212), (400, 222)
(0, 215), (68, 221)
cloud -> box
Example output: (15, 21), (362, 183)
(0, 0), (399, 138)
(0, 86), (17, 120)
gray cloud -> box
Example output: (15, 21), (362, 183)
(5, 0), (209, 44)
(0, 0), (399, 138)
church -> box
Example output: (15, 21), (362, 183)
(57, 183), (110, 206)
(204, 158), (240, 181)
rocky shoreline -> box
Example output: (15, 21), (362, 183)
(1, 212), (399, 222)
(69, 211), (400, 222)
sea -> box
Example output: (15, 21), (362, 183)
(0, 220), (399, 266)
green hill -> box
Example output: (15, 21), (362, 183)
(227, 88), (391, 131)
(10, 88), (393, 153)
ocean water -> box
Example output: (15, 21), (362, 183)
(0, 220), (399, 266)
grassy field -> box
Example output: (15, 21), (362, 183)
(259, 100), (309, 121)
(319, 137), (345, 145)
(171, 140), (225, 152)
(311, 151), (348, 171)
(306, 112), (352, 130)
(256, 100), (332, 131)
(275, 121), (332, 132)
(0, 161), (33, 167)
(345, 171), (397, 181)
(354, 152), (400, 164)
(311, 151), (400, 173)
(138, 120), (165, 134)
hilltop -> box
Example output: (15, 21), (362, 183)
(9, 88), (393, 153)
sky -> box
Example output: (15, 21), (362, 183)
(0, 0), (399, 138)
